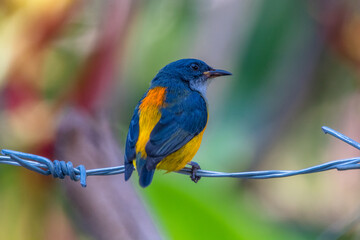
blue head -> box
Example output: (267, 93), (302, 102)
(152, 59), (232, 96)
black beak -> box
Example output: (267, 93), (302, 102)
(203, 69), (232, 78)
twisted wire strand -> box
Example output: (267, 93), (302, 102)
(0, 126), (359, 187)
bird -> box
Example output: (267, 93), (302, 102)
(124, 58), (232, 187)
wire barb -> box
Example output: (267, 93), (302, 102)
(0, 126), (359, 187)
(0, 150), (88, 187)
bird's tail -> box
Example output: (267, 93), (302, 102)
(136, 157), (155, 188)
(124, 155), (134, 181)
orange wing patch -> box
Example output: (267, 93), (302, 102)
(136, 87), (167, 158)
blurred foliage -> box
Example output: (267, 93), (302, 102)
(1, 0), (360, 239)
(142, 174), (315, 240)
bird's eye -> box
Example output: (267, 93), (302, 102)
(190, 63), (199, 71)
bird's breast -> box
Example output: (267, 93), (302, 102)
(136, 87), (167, 158)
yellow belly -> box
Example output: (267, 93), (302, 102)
(156, 129), (205, 172)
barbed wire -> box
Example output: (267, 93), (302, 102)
(0, 126), (359, 187)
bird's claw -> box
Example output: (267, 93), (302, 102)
(189, 161), (201, 183)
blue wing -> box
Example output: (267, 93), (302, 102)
(124, 104), (140, 181)
(145, 91), (208, 169)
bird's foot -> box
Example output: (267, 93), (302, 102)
(188, 161), (201, 183)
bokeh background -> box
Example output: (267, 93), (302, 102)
(1, 0), (360, 239)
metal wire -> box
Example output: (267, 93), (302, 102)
(0, 126), (359, 187)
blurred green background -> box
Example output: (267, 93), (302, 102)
(1, 0), (360, 239)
